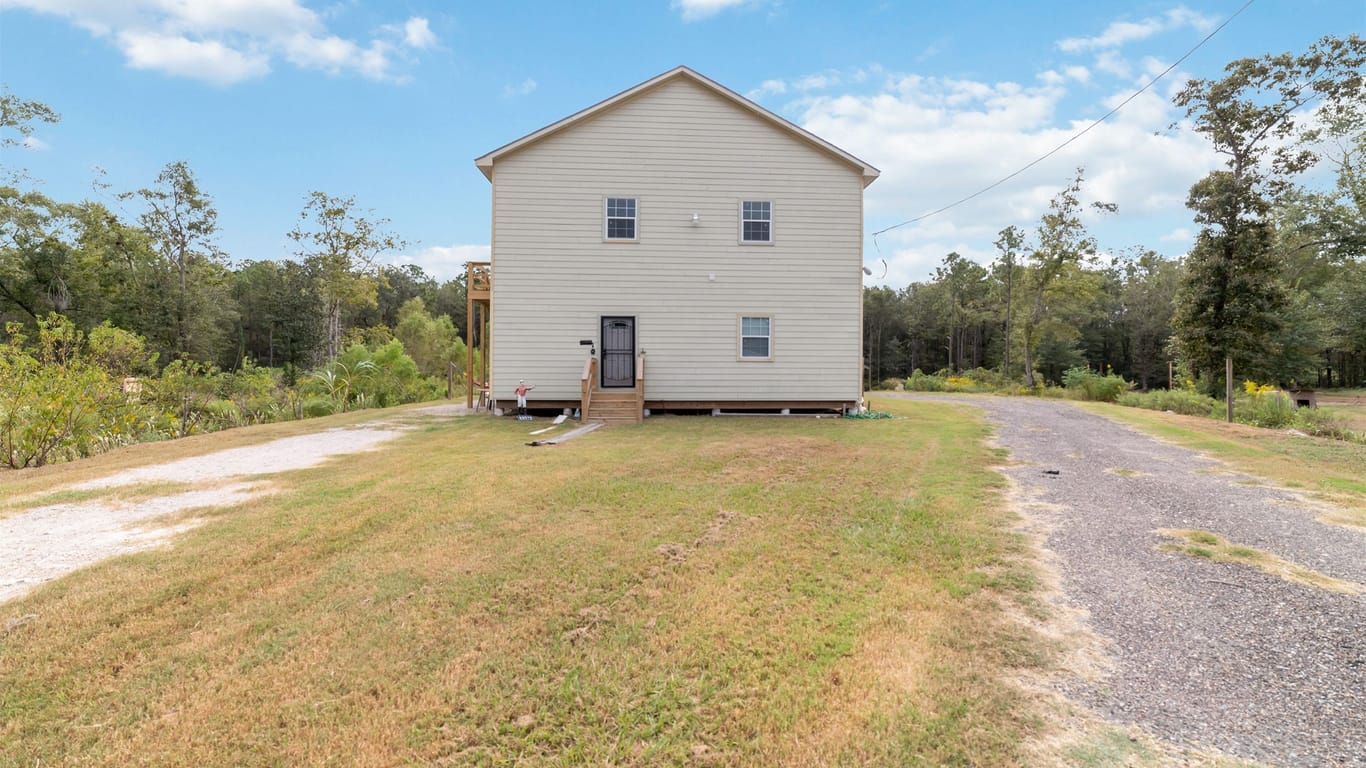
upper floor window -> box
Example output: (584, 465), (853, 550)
(741, 200), (772, 243)
(605, 197), (637, 240)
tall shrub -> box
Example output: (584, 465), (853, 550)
(0, 316), (118, 468)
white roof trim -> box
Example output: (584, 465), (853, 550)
(474, 65), (880, 187)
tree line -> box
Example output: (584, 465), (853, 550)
(1, 110), (470, 378)
(864, 35), (1366, 394)
(1, 90), (485, 467)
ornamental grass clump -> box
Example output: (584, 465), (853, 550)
(1117, 389), (1221, 417)
(905, 369), (946, 391)
(1235, 381), (1297, 429)
(1061, 366), (1130, 402)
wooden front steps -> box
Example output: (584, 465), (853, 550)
(587, 390), (641, 424)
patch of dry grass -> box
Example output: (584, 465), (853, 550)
(1156, 529), (1364, 595)
(1080, 403), (1366, 524)
(0, 480), (206, 521)
(1, 398), (1046, 766)
(1319, 405), (1366, 432)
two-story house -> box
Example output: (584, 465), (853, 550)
(469, 66), (878, 422)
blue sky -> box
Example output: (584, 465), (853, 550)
(1, 0), (1362, 286)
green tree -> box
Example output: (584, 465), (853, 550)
(394, 296), (467, 378)
(65, 202), (148, 333)
(1119, 252), (1179, 390)
(289, 192), (407, 360)
(0, 90), (59, 150)
(862, 285), (908, 388)
(433, 274), (469, 338)
(935, 252), (990, 372)
(369, 263), (438, 328)
(0, 187), (79, 323)
(892, 281), (947, 375)
(1271, 125), (1366, 386)
(125, 161), (236, 363)
(0, 90), (60, 183)
(1019, 169), (1114, 387)
(232, 259), (325, 369)
(991, 226), (1025, 377)
(1171, 34), (1366, 391)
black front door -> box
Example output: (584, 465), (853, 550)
(600, 316), (635, 388)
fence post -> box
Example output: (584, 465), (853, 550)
(1225, 357), (1234, 423)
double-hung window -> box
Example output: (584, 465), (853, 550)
(605, 197), (638, 240)
(739, 316), (772, 360)
(741, 200), (772, 243)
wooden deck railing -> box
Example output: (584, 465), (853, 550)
(467, 262), (491, 298)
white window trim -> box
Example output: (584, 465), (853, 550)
(604, 196), (639, 242)
(738, 199), (774, 245)
(737, 314), (773, 361)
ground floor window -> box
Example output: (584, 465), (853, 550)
(739, 315), (771, 359)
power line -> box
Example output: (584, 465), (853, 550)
(871, 0), (1256, 243)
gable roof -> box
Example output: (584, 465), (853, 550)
(474, 65), (880, 187)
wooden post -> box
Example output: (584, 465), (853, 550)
(481, 305), (489, 401)
(1225, 357), (1234, 423)
(447, 361), (454, 399)
(465, 269), (475, 409)
(1167, 360), (1173, 390)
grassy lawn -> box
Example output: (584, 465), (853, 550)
(1320, 404), (1366, 432)
(1, 398), (1047, 767)
(1078, 402), (1366, 517)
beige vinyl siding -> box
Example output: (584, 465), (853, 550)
(489, 77), (864, 403)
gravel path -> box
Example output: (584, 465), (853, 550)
(0, 484), (263, 603)
(2, 405), (478, 604)
(887, 395), (1366, 767)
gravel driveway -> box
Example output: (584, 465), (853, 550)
(1, 404), (475, 604)
(885, 395), (1366, 768)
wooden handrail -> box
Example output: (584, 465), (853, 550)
(580, 356), (597, 419)
(633, 352), (645, 423)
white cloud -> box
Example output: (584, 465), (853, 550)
(747, 79), (786, 99)
(119, 30), (271, 84)
(283, 32), (396, 80)
(1161, 227), (1193, 243)
(746, 69), (850, 99)
(786, 54), (1218, 284)
(159, 0), (319, 37)
(794, 72), (838, 91)
(402, 17), (436, 49)
(1057, 5), (1218, 52)
(21, 135), (50, 150)
(671, 0), (748, 22)
(0, 0), (436, 85)
(502, 78), (538, 98)
(390, 244), (490, 282)
(1094, 50), (1132, 79)
(1064, 65), (1090, 83)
